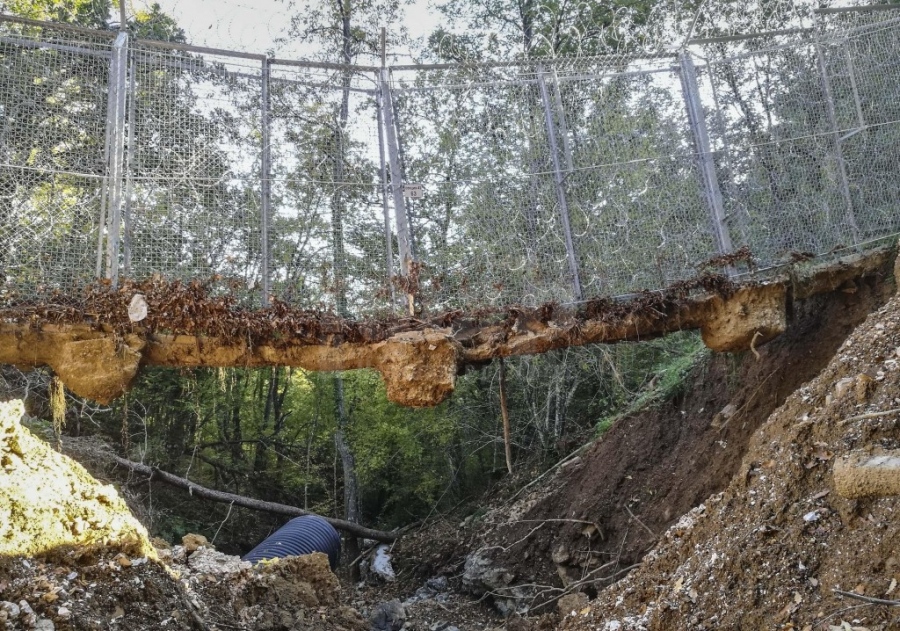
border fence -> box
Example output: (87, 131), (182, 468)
(1, 8), (899, 317)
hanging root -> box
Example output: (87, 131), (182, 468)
(50, 374), (66, 450)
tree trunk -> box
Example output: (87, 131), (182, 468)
(330, 0), (362, 576)
(332, 372), (361, 574)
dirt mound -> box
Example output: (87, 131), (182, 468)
(559, 281), (900, 628)
(0, 399), (154, 561)
(442, 260), (894, 615)
(187, 552), (367, 631)
(0, 401), (365, 631)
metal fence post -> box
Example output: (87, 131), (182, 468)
(260, 57), (272, 307)
(95, 53), (116, 279)
(550, 69), (575, 173)
(379, 67), (413, 312)
(123, 61), (136, 278)
(374, 73), (396, 305)
(104, 31), (129, 287)
(815, 42), (860, 241)
(537, 66), (582, 302)
(678, 52), (734, 259)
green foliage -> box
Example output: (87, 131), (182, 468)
(594, 417), (614, 437)
(431, 0), (655, 59)
(6, 0), (112, 28)
(593, 332), (708, 436)
(130, 3), (186, 42)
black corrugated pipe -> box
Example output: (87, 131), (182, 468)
(243, 515), (342, 570)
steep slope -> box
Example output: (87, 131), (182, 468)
(561, 272), (900, 629)
(443, 260), (894, 616)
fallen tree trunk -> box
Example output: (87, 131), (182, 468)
(111, 455), (397, 543)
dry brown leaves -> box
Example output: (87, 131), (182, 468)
(0, 262), (754, 348)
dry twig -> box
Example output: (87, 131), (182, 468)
(833, 589), (900, 606)
(839, 407), (900, 426)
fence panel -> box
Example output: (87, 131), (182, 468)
(124, 44), (264, 303)
(820, 17), (900, 245)
(0, 20), (113, 299)
(702, 41), (855, 262)
(2, 11), (900, 316)
(557, 57), (719, 297)
(389, 63), (576, 310)
(266, 63), (388, 315)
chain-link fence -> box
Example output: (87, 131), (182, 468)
(1, 9), (899, 317)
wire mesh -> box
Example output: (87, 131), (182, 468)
(267, 64), (389, 315)
(0, 20), (114, 300)
(2, 8), (900, 318)
(125, 44), (264, 301)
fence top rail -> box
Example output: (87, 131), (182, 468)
(814, 4), (900, 14)
(135, 37), (266, 61)
(0, 34), (112, 57)
(687, 27), (812, 45)
(270, 57), (380, 73)
(389, 51), (678, 72)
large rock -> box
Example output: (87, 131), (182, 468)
(833, 448), (900, 498)
(462, 549), (533, 616)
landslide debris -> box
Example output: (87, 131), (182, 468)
(559, 279), (900, 629)
(0, 399), (153, 561)
(398, 261), (892, 618)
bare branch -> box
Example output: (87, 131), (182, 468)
(110, 454), (397, 542)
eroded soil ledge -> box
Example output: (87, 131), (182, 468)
(0, 247), (894, 406)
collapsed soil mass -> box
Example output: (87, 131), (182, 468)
(0, 247), (893, 407)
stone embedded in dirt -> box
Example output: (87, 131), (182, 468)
(833, 449), (900, 498)
(557, 592), (589, 616)
(370, 599), (406, 631)
(425, 576), (448, 592)
(405, 576), (452, 605)
(186, 547), (251, 574)
(834, 376), (855, 399)
(462, 549), (533, 616)
(182, 533), (211, 554)
(551, 544), (570, 565)
(34, 617), (55, 631)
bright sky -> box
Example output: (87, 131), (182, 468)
(131, 0), (445, 61)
